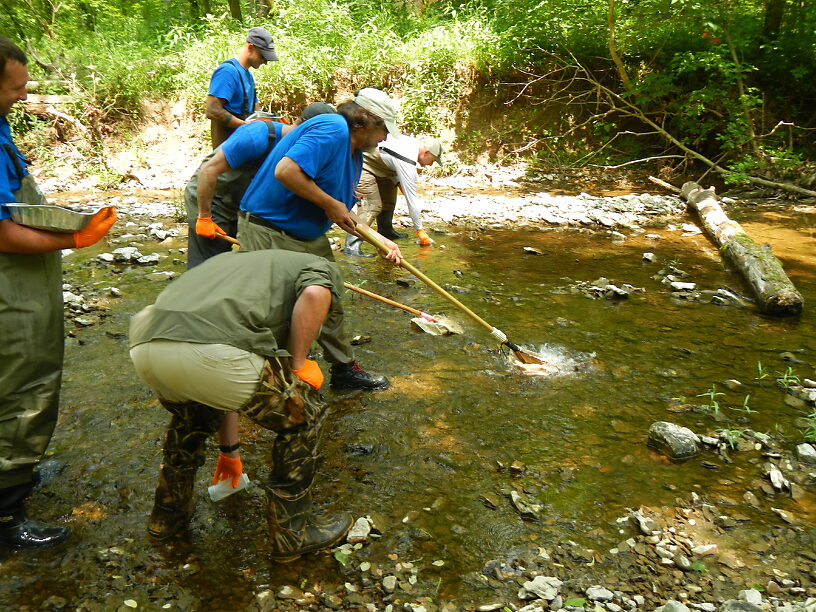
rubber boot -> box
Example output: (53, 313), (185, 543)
(147, 464), (197, 540)
(267, 489), (352, 562)
(343, 234), (373, 258)
(330, 361), (389, 391)
(147, 400), (221, 540)
(376, 211), (407, 240)
(0, 481), (70, 550)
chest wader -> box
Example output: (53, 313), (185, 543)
(147, 357), (351, 560)
(0, 163), (69, 549)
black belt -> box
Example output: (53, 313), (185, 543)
(242, 211), (299, 239)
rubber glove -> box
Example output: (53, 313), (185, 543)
(73, 207), (117, 248)
(292, 359), (324, 390)
(212, 453), (243, 488)
(417, 228), (433, 246)
(196, 216), (227, 239)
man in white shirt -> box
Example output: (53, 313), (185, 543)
(344, 134), (442, 256)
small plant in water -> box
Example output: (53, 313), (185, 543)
(776, 367), (800, 390)
(803, 409), (816, 442)
(697, 384), (725, 414)
(716, 428), (744, 449)
(739, 394), (756, 413)
(755, 361), (768, 381)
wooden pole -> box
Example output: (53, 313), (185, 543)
(680, 182), (803, 316)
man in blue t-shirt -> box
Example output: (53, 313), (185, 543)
(206, 27), (278, 148)
(237, 88), (404, 392)
(0, 37), (116, 550)
(188, 103), (336, 267)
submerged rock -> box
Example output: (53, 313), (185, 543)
(647, 421), (700, 461)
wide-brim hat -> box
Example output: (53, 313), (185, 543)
(354, 88), (400, 137)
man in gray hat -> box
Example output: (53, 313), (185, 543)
(344, 133), (442, 256)
(206, 27), (278, 148)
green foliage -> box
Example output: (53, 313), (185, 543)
(716, 427), (744, 449)
(776, 367), (800, 390)
(697, 384), (725, 414)
(803, 410), (816, 443)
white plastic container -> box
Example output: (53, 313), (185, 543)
(208, 473), (250, 502)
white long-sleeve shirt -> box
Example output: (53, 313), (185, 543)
(362, 134), (424, 229)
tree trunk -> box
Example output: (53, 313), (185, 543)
(189, 0), (200, 20)
(763, 0), (785, 40)
(680, 182), (803, 316)
(227, 0), (243, 22)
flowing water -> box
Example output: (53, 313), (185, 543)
(1, 194), (814, 609)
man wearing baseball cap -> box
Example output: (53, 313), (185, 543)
(206, 27), (278, 148)
(236, 88), (403, 391)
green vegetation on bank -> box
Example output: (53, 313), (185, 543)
(3, 0), (815, 186)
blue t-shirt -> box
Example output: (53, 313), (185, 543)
(240, 114), (362, 241)
(208, 59), (257, 117)
(0, 116), (27, 221)
(221, 120), (283, 169)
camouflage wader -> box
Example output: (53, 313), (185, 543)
(148, 356), (351, 558)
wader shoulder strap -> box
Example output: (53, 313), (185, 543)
(264, 120), (277, 157)
(379, 146), (416, 167)
(226, 58), (252, 117)
(2, 143), (26, 180)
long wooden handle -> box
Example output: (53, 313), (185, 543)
(355, 224), (496, 334)
(343, 282), (426, 318)
(216, 234), (240, 245)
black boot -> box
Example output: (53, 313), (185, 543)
(376, 211), (407, 240)
(0, 510), (70, 550)
(268, 490), (352, 562)
(330, 361), (389, 391)
(343, 235), (374, 258)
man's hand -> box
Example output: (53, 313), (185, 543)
(379, 237), (402, 265)
(196, 216), (227, 240)
(212, 453), (243, 488)
(73, 207), (117, 248)
(292, 359), (324, 390)
(324, 200), (356, 234)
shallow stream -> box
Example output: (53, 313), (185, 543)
(1, 193), (814, 610)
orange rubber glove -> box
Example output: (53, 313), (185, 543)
(196, 216), (227, 239)
(212, 453), (243, 488)
(417, 228), (432, 246)
(292, 359), (324, 390)
(73, 207), (117, 248)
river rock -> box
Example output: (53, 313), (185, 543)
(519, 575), (562, 600)
(586, 585), (614, 601)
(720, 600), (763, 612)
(655, 601), (691, 612)
(738, 590), (763, 606)
(347, 517), (372, 543)
(796, 443), (816, 464)
(113, 246), (141, 262)
(382, 575), (397, 593)
(647, 422), (700, 461)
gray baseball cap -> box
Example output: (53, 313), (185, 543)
(247, 27), (278, 61)
(420, 136), (443, 166)
(300, 102), (336, 122)
(354, 88), (400, 137)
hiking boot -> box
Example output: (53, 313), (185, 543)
(330, 361), (389, 391)
(268, 490), (352, 562)
(147, 465), (196, 540)
(0, 511), (70, 550)
(376, 211), (408, 240)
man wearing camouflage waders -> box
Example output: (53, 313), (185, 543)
(0, 37), (117, 550)
(129, 250), (352, 559)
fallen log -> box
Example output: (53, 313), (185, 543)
(681, 181), (803, 316)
